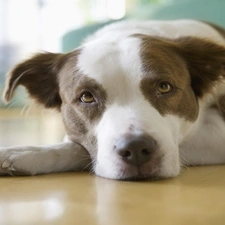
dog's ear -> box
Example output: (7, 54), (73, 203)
(175, 37), (225, 97)
(3, 52), (68, 110)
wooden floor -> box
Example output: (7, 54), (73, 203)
(0, 166), (225, 225)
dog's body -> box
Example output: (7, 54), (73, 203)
(1, 19), (225, 180)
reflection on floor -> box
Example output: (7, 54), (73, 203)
(0, 166), (225, 225)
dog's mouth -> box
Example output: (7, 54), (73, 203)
(93, 164), (162, 181)
(119, 173), (161, 181)
(114, 163), (162, 181)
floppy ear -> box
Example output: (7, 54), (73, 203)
(3, 52), (66, 110)
(175, 37), (225, 97)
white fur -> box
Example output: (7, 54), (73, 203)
(180, 107), (225, 165)
(87, 19), (225, 45)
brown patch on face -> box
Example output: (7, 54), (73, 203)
(136, 34), (225, 95)
(59, 59), (107, 151)
(210, 95), (225, 121)
(136, 34), (225, 120)
(62, 104), (88, 135)
(59, 73), (107, 122)
(219, 95), (225, 120)
(61, 103), (98, 155)
(138, 35), (199, 121)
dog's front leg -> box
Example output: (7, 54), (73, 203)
(0, 142), (91, 176)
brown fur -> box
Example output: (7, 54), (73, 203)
(174, 36), (225, 97)
(3, 51), (80, 110)
(137, 34), (225, 120)
(211, 95), (225, 121)
(204, 21), (225, 119)
(60, 75), (107, 121)
(57, 56), (107, 152)
(138, 35), (198, 121)
(59, 74), (107, 150)
(219, 95), (225, 120)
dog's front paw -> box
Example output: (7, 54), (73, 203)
(0, 142), (92, 176)
(0, 148), (31, 176)
(1, 159), (30, 176)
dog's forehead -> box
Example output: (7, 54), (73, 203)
(77, 36), (143, 84)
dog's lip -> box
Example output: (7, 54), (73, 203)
(118, 167), (161, 181)
(118, 173), (161, 181)
(116, 155), (162, 181)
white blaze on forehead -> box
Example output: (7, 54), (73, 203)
(77, 36), (142, 90)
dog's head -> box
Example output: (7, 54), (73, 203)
(3, 34), (225, 180)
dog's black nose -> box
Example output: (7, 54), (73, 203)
(114, 135), (157, 166)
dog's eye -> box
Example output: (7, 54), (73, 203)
(158, 82), (172, 94)
(80, 91), (95, 103)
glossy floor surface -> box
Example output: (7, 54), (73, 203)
(0, 166), (225, 225)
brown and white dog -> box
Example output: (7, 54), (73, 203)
(1, 19), (225, 180)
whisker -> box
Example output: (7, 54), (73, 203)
(179, 150), (197, 169)
(7, 101), (17, 108)
(86, 157), (97, 174)
(69, 157), (92, 171)
(74, 151), (91, 157)
(82, 160), (93, 172)
(20, 103), (29, 116)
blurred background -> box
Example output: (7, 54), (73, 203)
(0, 0), (225, 146)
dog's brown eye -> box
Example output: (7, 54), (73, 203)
(158, 82), (172, 93)
(80, 92), (95, 103)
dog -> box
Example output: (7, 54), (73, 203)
(0, 19), (225, 180)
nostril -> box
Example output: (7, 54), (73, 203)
(118, 149), (132, 158)
(124, 150), (131, 157)
(141, 148), (150, 156)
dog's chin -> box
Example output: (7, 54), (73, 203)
(94, 161), (180, 181)
(118, 174), (162, 181)
(96, 171), (163, 181)
(98, 172), (176, 181)
(95, 164), (164, 181)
